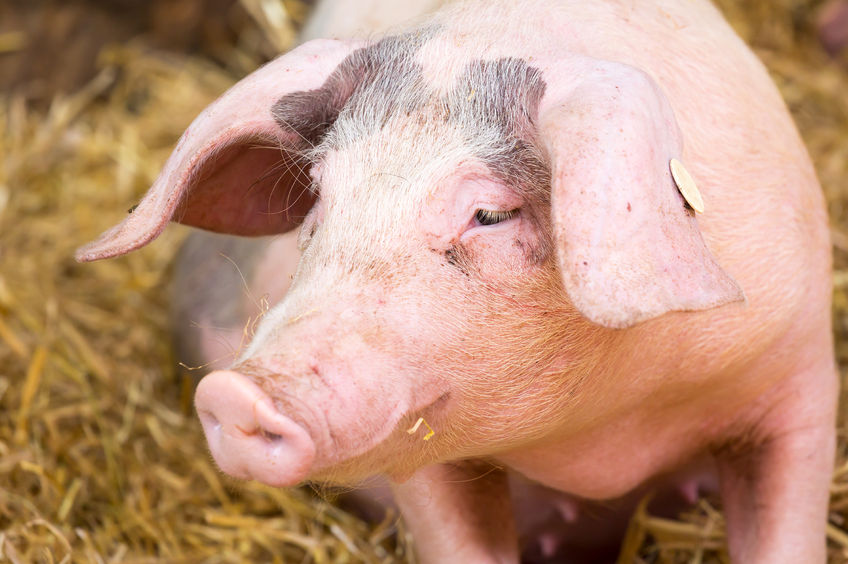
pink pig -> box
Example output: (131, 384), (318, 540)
(77, 1), (837, 562)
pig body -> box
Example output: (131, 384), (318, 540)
(79, 1), (837, 562)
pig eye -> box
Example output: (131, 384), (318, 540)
(475, 208), (519, 226)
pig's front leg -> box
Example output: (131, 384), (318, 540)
(713, 357), (837, 563)
(392, 461), (519, 563)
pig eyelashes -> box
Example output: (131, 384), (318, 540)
(475, 208), (519, 226)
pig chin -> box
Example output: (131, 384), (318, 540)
(299, 397), (433, 485)
(309, 389), (454, 486)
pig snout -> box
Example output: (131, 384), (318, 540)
(195, 370), (316, 487)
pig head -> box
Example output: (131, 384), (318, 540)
(76, 32), (743, 487)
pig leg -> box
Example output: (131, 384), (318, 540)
(713, 355), (837, 563)
(392, 462), (519, 564)
(171, 230), (301, 372)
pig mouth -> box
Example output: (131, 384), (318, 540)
(304, 391), (452, 485)
(234, 366), (452, 485)
(298, 390), (452, 484)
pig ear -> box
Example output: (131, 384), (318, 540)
(539, 61), (744, 328)
(76, 39), (360, 262)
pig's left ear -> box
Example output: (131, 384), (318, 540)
(539, 61), (744, 328)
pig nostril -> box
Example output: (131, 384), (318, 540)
(197, 409), (221, 432)
(260, 428), (284, 442)
(195, 370), (317, 487)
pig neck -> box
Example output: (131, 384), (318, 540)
(491, 322), (733, 500)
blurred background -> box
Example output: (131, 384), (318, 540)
(0, 0), (846, 562)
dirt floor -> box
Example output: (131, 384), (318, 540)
(0, 0), (847, 562)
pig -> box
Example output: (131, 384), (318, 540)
(299, 0), (449, 43)
(76, 0), (837, 562)
(818, 0), (848, 56)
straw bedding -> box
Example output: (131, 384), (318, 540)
(0, 0), (846, 562)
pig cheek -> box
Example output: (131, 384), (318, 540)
(460, 221), (550, 284)
(430, 250), (566, 420)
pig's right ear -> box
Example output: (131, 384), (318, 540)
(76, 39), (359, 262)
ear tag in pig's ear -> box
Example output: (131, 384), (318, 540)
(539, 59), (744, 329)
(670, 158), (704, 214)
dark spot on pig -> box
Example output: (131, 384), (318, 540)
(445, 58), (551, 204)
(583, 261), (588, 266)
(627, 202), (632, 212)
(445, 246), (459, 266)
(512, 237), (550, 266)
(270, 34), (559, 279)
(271, 29), (435, 149)
(276, 37), (550, 194)
(448, 58), (546, 139)
(271, 87), (348, 148)
(127, 203), (139, 214)
(445, 245), (472, 276)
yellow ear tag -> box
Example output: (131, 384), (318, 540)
(670, 158), (704, 214)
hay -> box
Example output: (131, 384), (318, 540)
(0, 7), (410, 560)
(0, 0), (846, 562)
